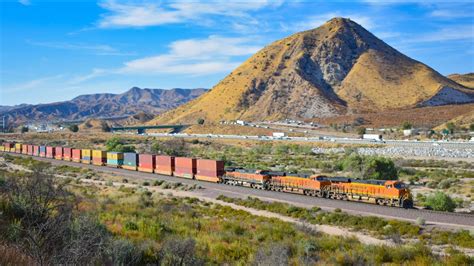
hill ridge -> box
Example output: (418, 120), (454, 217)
(151, 17), (473, 124)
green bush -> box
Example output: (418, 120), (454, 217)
(425, 191), (456, 212)
(342, 154), (398, 180)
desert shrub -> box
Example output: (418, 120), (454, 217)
(105, 137), (135, 153)
(416, 217), (426, 226)
(425, 191), (456, 212)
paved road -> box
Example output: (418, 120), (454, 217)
(9, 154), (473, 230)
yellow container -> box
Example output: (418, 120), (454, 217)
(0, 146), (4, 152)
(93, 150), (106, 158)
(107, 152), (124, 160)
(15, 143), (22, 151)
(82, 149), (92, 157)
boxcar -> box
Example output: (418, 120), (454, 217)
(138, 154), (155, 173)
(123, 153), (138, 171)
(92, 150), (107, 166)
(195, 159), (224, 183)
(155, 155), (175, 176)
(174, 157), (196, 179)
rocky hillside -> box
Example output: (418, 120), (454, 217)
(152, 17), (473, 124)
(448, 73), (474, 88)
(2, 87), (206, 125)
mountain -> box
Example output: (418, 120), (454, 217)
(448, 73), (474, 88)
(2, 87), (206, 125)
(151, 17), (474, 124)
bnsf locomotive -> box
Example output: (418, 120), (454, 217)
(1, 142), (413, 208)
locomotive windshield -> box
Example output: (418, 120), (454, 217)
(394, 182), (406, 189)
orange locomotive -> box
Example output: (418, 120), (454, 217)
(321, 177), (413, 208)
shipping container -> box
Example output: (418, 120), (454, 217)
(63, 147), (72, 161)
(195, 159), (225, 182)
(4, 142), (14, 152)
(22, 144), (29, 155)
(174, 157), (196, 179)
(15, 143), (22, 154)
(33, 145), (40, 156)
(26, 145), (32, 155)
(123, 153), (138, 170)
(72, 149), (82, 162)
(138, 154), (155, 173)
(39, 146), (46, 157)
(81, 149), (92, 164)
(55, 146), (63, 160)
(155, 155), (175, 176)
(107, 152), (124, 167)
(92, 150), (107, 166)
(46, 146), (55, 158)
(0, 146), (4, 152)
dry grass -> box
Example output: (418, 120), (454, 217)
(448, 73), (474, 88)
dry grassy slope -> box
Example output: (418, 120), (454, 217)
(151, 17), (472, 124)
(448, 73), (474, 88)
(434, 109), (474, 131)
(339, 51), (468, 111)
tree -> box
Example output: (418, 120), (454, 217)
(197, 118), (205, 125)
(401, 121), (412, 130)
(356, 127), (366, 136)
(470, 124), (474, 132)
(21, 126), (29, 133)
(68, 125), (79, 132)
(445, 122), (456, 134)
(105, 137), (135, 152)
(425, 191), (456, 212)
(342, 154), (398, 180)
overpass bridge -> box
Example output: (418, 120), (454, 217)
(111, 125), (187, 134)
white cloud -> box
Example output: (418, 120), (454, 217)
(18, 0), (31, 6)
(118, 35), (262, 75)
(27, 41), (135, 56)
(97, 0), (284, 28)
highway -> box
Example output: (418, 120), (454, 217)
(8, 153), (474, 230)
(143, 131), (473, 149)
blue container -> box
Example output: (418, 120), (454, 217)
(123, 153), (138, 166)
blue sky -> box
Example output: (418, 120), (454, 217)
(1, 0), (473, 105)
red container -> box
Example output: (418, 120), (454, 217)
(55, 147), (63, 160)
(174, 157), (196, 179)
(33, 145), (39, 156)
(26, 145), (32, 155)
(63, 148), (72, 161)
(22, 144), (29, 155)
(138, 154), (155, 173)
(196, 159), (225, 182)
(155, 155), (175, 176)
(4, 143), (14, 151)
(72, 149), (81, 162)
(46, 146), (55, 158)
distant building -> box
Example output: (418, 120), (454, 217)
(403, 129), (418, 136)
(236, 120), (247, 126)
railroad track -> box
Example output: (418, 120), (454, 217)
(4, 153), (474, 229)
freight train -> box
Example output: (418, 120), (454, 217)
(0, 142), (413, 208)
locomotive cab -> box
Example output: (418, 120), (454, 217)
(384, 181), (413, 208)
